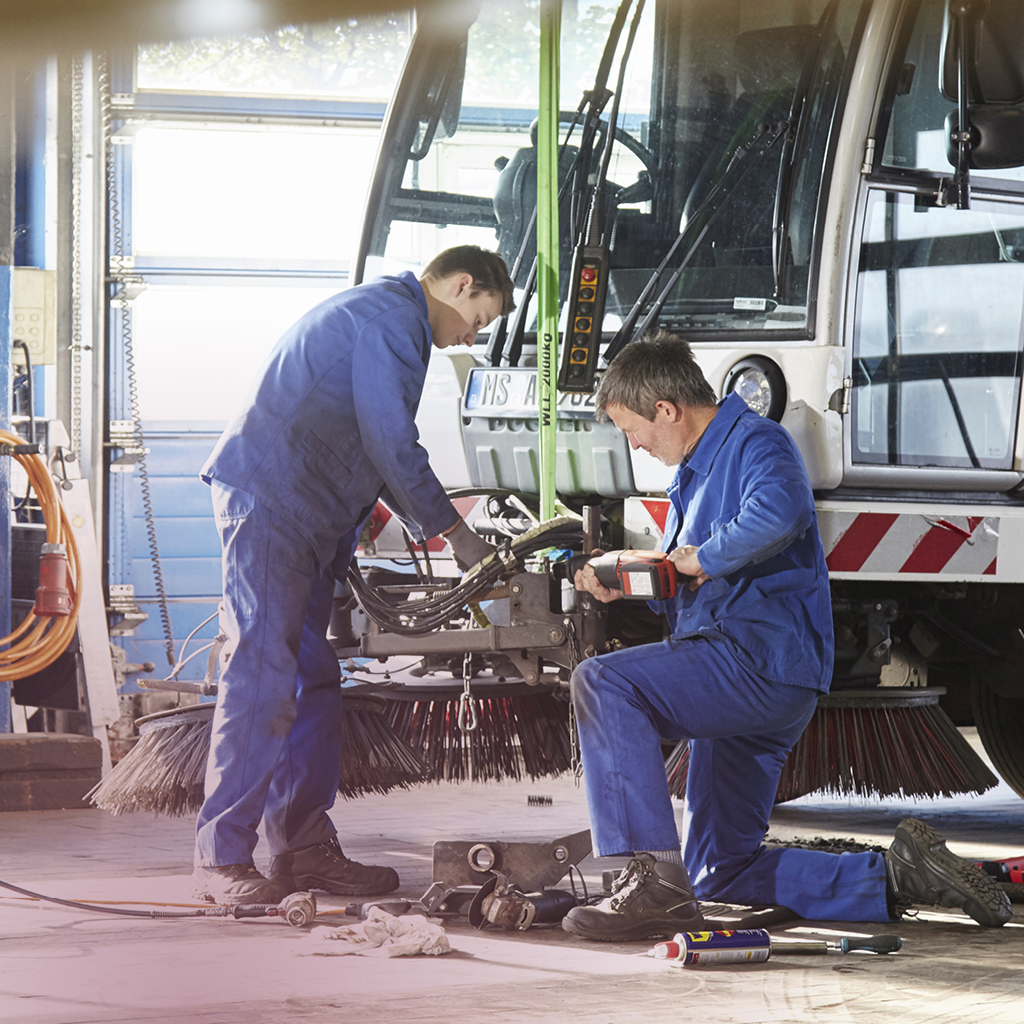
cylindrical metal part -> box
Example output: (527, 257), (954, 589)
(770, 940), (828, 955)
(582, 505), (601, 555)
(279, 891), (317, 927)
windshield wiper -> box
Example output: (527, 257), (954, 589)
(603, 120), (789, 365)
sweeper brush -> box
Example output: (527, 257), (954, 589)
(89, 704), (213, 816)
(666, 688), (998, 802)
(87, 694), (426, 816)
(382, 682), (573, 784)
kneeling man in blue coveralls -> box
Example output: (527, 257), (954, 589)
(191, 246), (515, 906)
(561, 331), (1011, 941)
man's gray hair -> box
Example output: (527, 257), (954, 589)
(595, 330), (717, 421)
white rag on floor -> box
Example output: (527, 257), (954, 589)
(299, 906), (451, 958)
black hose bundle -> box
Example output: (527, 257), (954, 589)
(348, 516), (582, 636)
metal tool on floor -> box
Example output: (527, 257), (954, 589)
(224, 891), (318, 927)
(396, 829), (593, 928)
(466, 872), (576, 930)
(651, 929), (902, 965)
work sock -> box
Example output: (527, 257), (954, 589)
(640, 848), (684, 868)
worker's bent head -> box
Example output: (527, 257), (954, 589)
(595, 329), (717, 422)
(422, 246), (516, 317)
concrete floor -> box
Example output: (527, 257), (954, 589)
(1, 728), (1022, 1024)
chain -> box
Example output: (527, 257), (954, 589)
(457, 651), (479, 732)
(69, 55), (84, 458)
(101, 58), (176, 666)
(564, 615), (584, 787)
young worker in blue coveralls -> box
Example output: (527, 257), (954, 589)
(191, 246), (515, 906)
(562, 331), (1012, 941)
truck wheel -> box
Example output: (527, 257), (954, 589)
(971, 678), (1024, 800)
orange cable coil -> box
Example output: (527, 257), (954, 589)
(0, 428), (82, 678)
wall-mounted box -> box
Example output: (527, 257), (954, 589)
(11, 268), (57, 367)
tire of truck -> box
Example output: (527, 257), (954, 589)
(971, 677), (1024, 800)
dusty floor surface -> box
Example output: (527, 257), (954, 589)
(0, 728), (1021, 1024)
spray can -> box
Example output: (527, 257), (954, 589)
(652, 929), (772, 965)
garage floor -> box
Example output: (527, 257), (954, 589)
(0, 727), (1021, 1024)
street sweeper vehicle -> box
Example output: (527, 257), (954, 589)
(330, 0), (1024, 804)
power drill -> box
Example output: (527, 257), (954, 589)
(581, 549), (678, 600)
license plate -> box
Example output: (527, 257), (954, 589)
(464, 367), (598, 419)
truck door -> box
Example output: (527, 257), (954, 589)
(847, 0), (1024, 493)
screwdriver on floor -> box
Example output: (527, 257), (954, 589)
(651, 929), (902, 965)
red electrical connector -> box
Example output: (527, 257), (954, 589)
(34, 543), (73, 617)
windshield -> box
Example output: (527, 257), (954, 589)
(358, 0), (861, 341)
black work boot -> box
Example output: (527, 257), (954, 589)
(191, 864), (288, 906)
(561, 854), (705, 942)
(269, 837), (400, 896)
(886, 818), (1011, 928)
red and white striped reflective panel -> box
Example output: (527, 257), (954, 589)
(625, 497), (999, 577)
(820, 512), (998, 575)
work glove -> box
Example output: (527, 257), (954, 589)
(445, 519), (496, 572)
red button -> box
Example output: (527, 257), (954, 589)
(580, 267), (597, 283)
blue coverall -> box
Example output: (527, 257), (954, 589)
(195, 272), (457, 868)
(572, 393), (891, 921)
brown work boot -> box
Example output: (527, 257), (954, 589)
(886, 818), (1012, 927)
(562, 854), (705, 942)
(269, 837), (399, 896)
(190, 864), (288, 906)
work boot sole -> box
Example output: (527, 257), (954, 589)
(891, 818), (1011, 928)
(562, 905), (705, 943)
(272, 867), (400, 897)
(190, 869), (287, 907)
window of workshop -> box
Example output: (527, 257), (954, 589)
(130, 123), (380, 261)
(107, 16), (413, 665)
(129, 283), (339, 422)
(118, 14), (412, 429)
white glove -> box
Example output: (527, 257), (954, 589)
(444, 520), (496, 572)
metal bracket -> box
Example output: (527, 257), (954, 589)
(107, 419), (149, 472)
(107, 583), (148, 636)
(431, 829), (591, 892)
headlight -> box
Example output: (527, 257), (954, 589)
(723, 357), (786, 422)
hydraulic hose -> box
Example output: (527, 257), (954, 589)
(0, 429), (82, 678)
(348, 516), (581, 636)
(0, 878), (317, 926)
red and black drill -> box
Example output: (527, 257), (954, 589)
(577, 549), (679, 600)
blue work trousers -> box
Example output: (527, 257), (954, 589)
(194, 483), (354, 867)
(571, 637), (890, 921)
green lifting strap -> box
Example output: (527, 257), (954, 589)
(537, 0), (560, 523)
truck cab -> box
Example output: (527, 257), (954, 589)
(355, 0), (1024, 798)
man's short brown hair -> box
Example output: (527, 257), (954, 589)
(423, 246), (515, 316)
(596, 329), (718, 421)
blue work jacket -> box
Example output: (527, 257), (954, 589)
(201, 272), (456, 566)
(650, 393), (833, 691)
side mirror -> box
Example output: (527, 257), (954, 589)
(946, 106), (1024, 169)
(940, 0), (1024, 104)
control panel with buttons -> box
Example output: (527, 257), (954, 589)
(557, 244), (608, 394)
